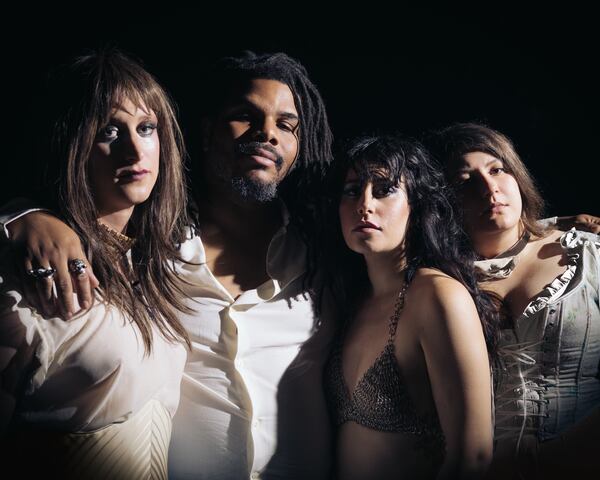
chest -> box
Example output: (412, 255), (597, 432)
(203, 242), (270, 298)
(484, 248), (568, 319)
(341, 303), (423, 395)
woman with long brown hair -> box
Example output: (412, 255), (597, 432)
(430, 123), (600, 478)
(0, 49), (192, 479)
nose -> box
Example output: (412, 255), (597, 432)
(477, 173), (499, 197)
(252, 117), (279, 146)
(121, 132), (145, 164)
(357, 186), (374, 216)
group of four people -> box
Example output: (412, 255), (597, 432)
(1, 49), (598, 479)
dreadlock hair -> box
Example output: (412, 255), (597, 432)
(34, 47), (193, 353)
(191, 51), (334, 286)
(323, 134), (500, 356)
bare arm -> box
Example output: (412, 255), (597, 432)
(556, 214), (600, 234)
(6, 212), (98, 318)
(416, 272), (493, 479)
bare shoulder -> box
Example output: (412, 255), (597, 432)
(407, 268), (477, 330)
(542, 228), (564, 243)
(531, 228), (564, 257)
(410, 268), (473, 303)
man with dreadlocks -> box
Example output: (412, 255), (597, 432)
(166, 51), (335, 480)
(1, 51), (335, 479)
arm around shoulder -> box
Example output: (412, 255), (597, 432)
(0, 198), (50, 240)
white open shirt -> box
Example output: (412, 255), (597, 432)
(164, 211), (333, 480)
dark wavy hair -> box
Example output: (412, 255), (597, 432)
(323, 134), (499, 354)
(191, 51), (333, 273)
(35, 47), (192, 353)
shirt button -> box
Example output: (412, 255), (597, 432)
(251, 472), (260, 479)
(252, 418), (260, 428)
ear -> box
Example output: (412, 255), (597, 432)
(200, 118), (212, 153)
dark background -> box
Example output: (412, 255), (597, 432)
(2, 6), (597, 216)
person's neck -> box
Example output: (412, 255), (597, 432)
(97, 207), (134, 234)
(196, 184), (283, 240)
(471, 224), (522, 259)
(364, 252), (407, 298)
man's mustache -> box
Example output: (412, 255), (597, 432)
(237, 142), (284, 169)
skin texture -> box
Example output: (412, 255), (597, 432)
(203, 78), (299, 203)
(90, 99), (160, 233)
(339, 170), (410, 260)
(451, 151), (523, 258)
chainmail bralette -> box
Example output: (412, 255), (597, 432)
(325, 283), (445, 461)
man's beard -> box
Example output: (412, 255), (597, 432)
(230, 175), (279, 203)
(228, 141), (285, 203)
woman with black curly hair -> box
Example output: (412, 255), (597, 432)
(323, 135), (498, 479)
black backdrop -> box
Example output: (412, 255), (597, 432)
(2, 6), (597, 216)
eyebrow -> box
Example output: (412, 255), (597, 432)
(227, 100), (299, 121)
(107, 113), (156, 125)
(457, 157), (503, 173)
(279, 112), (299, 121)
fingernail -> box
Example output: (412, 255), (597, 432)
(82, 301), (90, 309)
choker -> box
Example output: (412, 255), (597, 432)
(475, 231), (530, 280)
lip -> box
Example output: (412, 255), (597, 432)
(253, 148), (277, 162)
(353, 221), (382, 232)
(240, 148), (277, 168)
(483, 202), (508, 215)
(116, 169), (150, 182)
(246, 155), (276, 167)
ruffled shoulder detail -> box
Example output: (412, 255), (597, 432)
(521, 228), (597, 318)
(521, 265), (577, 318)
(560, 228), (600, 251)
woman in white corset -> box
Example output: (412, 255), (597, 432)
(430, 123), (600, 478)
(0, 48), (193, 479)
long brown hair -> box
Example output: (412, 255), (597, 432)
(38, 48), (192, 352)
(428, 122), (546, 237)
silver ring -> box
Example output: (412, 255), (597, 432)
(68, 258), (87, 276)
(26, 267), (56, 279)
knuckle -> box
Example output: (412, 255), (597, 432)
(55, 279), (71, 292)
(75, 271), (89, 281)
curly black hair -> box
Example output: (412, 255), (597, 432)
(322, 134), (499, 355)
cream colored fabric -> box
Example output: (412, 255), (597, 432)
(0, 242), (187, 476)
(12, 399), (172, 479)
